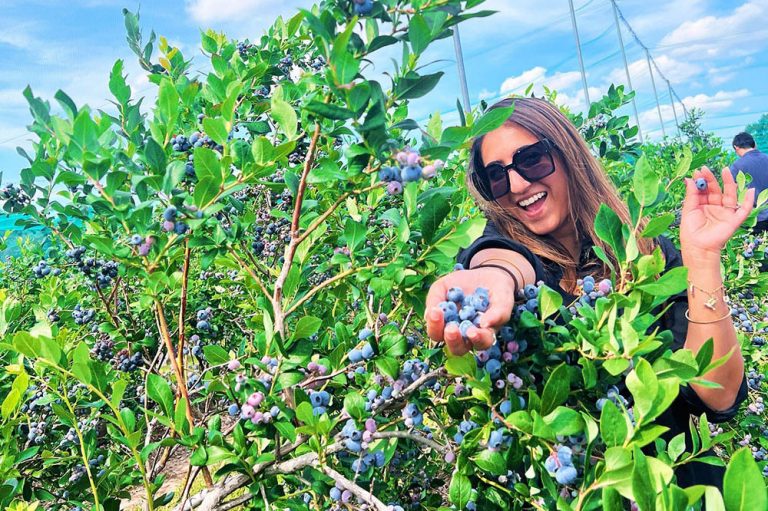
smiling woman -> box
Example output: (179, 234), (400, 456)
(425, 96), (754, 489)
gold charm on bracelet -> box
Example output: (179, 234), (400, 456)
(688, 282), (724, 311)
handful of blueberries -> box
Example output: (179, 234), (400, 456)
(438, 287), (490, 340)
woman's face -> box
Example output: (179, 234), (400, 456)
(480, 123), (574, 242)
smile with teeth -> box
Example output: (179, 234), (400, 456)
(518, 192), (547, 208)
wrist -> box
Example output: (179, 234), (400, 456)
(681, 247), (722, 266)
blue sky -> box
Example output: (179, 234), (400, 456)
(1, 0), (766, 184)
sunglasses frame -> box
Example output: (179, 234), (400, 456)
(472, 138), (556, 201)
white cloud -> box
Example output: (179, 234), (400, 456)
(605, 54), (700, 94)
(185, 0), (271, 24)
(658, 1), (768, 59)
(681, 88), (751, 111)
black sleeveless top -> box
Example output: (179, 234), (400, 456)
(457, 220), (748, 489)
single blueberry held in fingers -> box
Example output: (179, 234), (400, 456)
(695, 177), (707, 191)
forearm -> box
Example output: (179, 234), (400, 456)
(682, 249), (744, 411)
(468, 248), (537, 290)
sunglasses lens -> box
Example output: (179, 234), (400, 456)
(485, 164), (510, 199)
(515, 143), (553, 180)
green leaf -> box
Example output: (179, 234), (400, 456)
(71, 342), (92, 385)
(595, 204), (626, 262)
(637, 266), (688, 296)
(194, 147), (222, 182)
(158, 79), (179, 126)
(625, 359), (658, 419)
(543, 406), (584, 436)
(471, 106), (514, 138)
(193, 176), (220, 208)
(395, 72), (444, 100)
(445, 351), (477, 377)
(203, 345), (229, 366)
(633, 154), (659, 206)
(147, 373), (175, 417)
(631, 446), (656, 511)
(538, 285), (562, 321)
(540, 363), (570, 415)
(723, 448), (767, 511)
(419, 194), (451, 243)
(448, 471), (472, 508)
(304, 100), (354, 120)
(641, 213), (675, 238)
(344, 218), (366, 252)
(600, 400), (628, 447)
(292, 316), (322, 340)
(472, 450), (506, 475)
(203, 117), (229, 147)
(295, 401), (316, 425)
(408, 14), (431, 55)
(344, 392), (366, 420)
(144, 137), (166, 173)
(271, 87), (297, 139)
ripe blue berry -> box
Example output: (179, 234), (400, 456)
(695, 177), (707, 191)
(555, 465), (578, 485)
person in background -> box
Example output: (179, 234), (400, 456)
(730, 131), (768, 232)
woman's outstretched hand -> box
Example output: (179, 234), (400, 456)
(424, 267), (517, 356)
(680, 166), (755, 256)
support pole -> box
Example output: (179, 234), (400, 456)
(667, 80), (680, 137)
(452, 25), (471, 113)
(646, 49), (665, 138)
(611, 0), (642, 143)
(568, 0), (591, 108)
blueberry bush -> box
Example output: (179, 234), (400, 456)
(1, 1), (767, 510)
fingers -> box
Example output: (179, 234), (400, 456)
(425, 306), (445, 343)
(694, 166), (722, 205)
(444, 323), (495, 356)
(681, 177), (701, 215)
(720, 167), (738, 207)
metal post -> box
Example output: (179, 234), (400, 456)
(568, 0), (591, 108)
(646, 49), (665, 138)
(611, 0), (642, 143)
(452, 25), (471, 113)
(667, 81), (680, 137)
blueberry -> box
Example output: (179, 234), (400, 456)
(695, 177), (707, 191)
(555, 465), (578, 485)
(361, 342), (375, 360)
(348, 349), (363, 363)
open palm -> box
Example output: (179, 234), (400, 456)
(679, 166), (755, 255)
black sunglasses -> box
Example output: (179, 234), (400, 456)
(472, 138), (556, 201)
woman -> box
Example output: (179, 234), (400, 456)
(425, 97), (752, 488)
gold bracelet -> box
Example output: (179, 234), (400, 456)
(684, 308), (732, 324)
(687, 282), (725, 311)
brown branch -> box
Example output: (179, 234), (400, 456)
(273, 121), (323, 338)
(178, 241), (192, 379)
(154, 299), (214, 487)
(284, 262), (390, 316)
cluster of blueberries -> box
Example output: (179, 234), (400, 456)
(352, 0), (375, 15)
(378, 148), (444, 195)
(339, 418), (386, 471)
(130, 234), (154, 256)
(32, 259), (61, 278)
(113, 348), (143, 372)
(0, 183), (31, 210)
(162, 205), (190, 235)
(439, 286), (490, 340)
(544, 445), (579, 485)
(309, 389), (332, 416)
(234, 391), (281, 425)
(47, 309), (60, 323)
(348, 328), (376, 362)
(171, 132), (223, 153)
(72, 305), (96, 326)
(66, 246), (119, 288)
(746, 396), (765, 415)
(196, 307), (214, 332)
(251, 218), (291, 257)
(452, 419), (478, 445)
(570, 275), (613, 311)
(596, 385), (629, 413)
(26, 420), (47, 445)
(90, 335), (114, 362)
(401, 402), (423, 428)
(747, 368), (765, 389)
(742, 236), (762, 258)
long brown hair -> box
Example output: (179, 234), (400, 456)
(467, 97), (653, 290)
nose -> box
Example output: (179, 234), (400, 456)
(507, 169), (532, 194)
